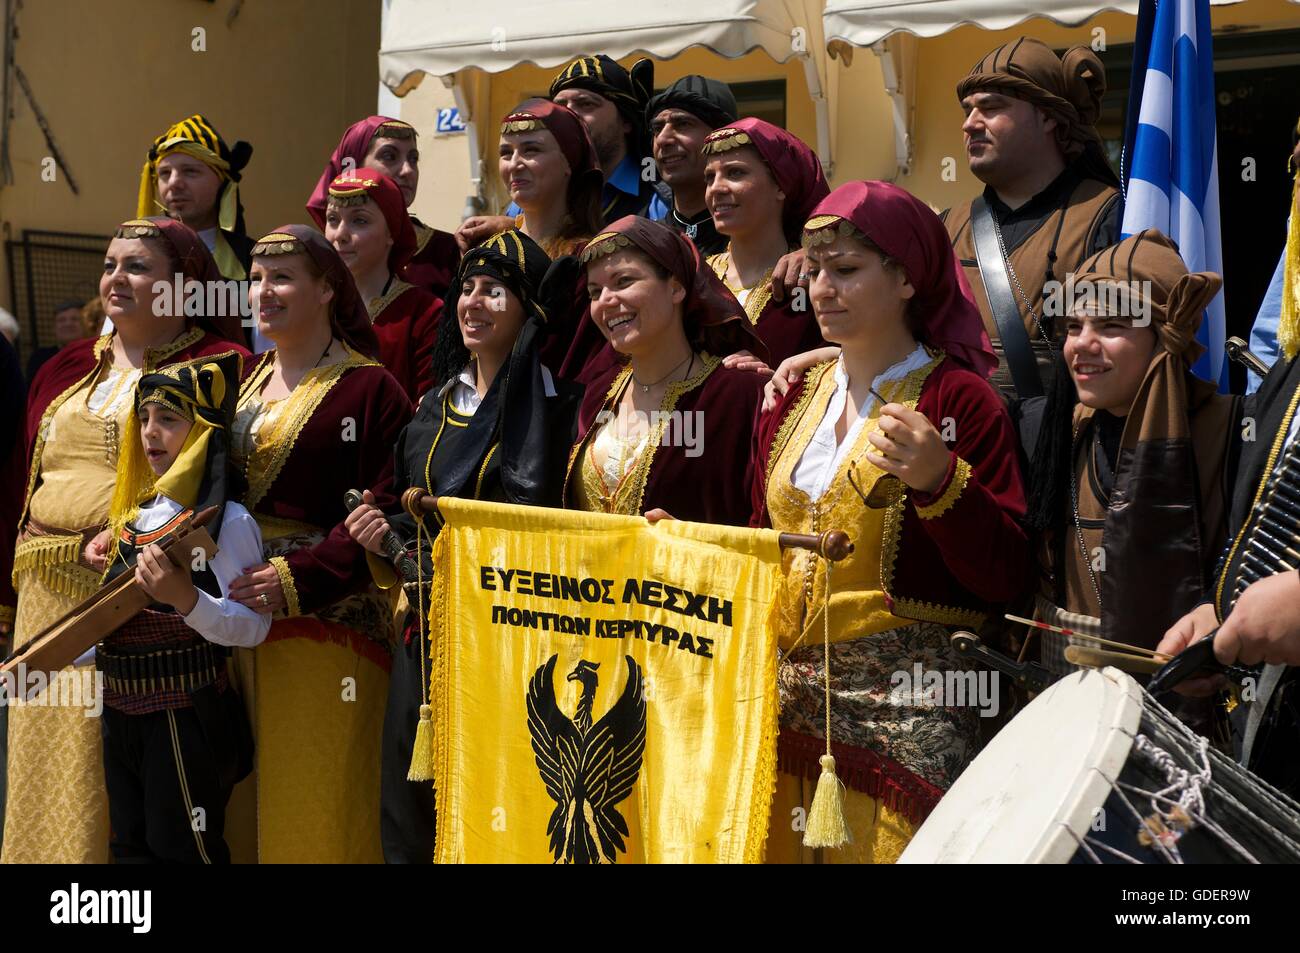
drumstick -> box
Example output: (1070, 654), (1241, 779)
(1064, 645), (1164, 675)
(1004, 614), (1170, 661)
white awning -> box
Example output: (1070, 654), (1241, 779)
(380, 0), (837, 180)
(381, 0), (820, 90)
(823, 0), (1244, 48)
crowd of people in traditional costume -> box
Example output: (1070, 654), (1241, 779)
(1, 35), (1299, 864)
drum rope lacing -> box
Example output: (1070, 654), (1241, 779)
(1063, 690), (1300, 864)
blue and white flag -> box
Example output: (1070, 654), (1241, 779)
(1122, 0), (1226, 389)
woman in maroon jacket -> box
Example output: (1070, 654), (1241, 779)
(324, 168), (442, 401)
(565, 216), (766, 527)
(3, 217), (249, 864)
(752, 181), (1029, 864)
(228, 225), (411, 862)
(307, 114), (460, 303)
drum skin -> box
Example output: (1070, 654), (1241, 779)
(900, 668), (1142, 863)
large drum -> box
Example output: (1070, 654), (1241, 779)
(900, 667), (1300, 863)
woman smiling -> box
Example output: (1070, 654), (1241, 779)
(228, 225), (411, 862)
(3, 217), (248, 864)
(345, 227), (581, 862)
(324, 168), (442, 401)
(702, 118), (829, 366)
(498, 99), (603, 260)
(307, 115), (460, 302)
(566, 216), (765, 526)
(752, 181), (1029, 863)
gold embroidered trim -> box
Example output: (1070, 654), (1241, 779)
(700, 128), (751, 155)
(368, 278), (413, 319)
(1215, 378), (1300, 613)
(764, 361), (834, 487)
(708, 249), (774, 325)
(19, 328), (204, 529)
(875, 352), (990, 626)
(13, 533), (99, 600)
(475, 443), (498, 498)
(579, 231), (634, 264)
(916, 456), (971, 520)
(564, 355), (721, 514)
(269, 555), (300, 617)
(411, 220), (434, 258)
(237, 346), (378, 511)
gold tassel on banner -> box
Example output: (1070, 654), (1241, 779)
(407, 515), (435, 782)
(803, 555), (851, 848)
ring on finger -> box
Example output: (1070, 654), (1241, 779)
(259, 593), (269, 607)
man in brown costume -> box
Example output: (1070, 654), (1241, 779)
(944, 37), (1121, 400)
(1028, 230), (1241, 735)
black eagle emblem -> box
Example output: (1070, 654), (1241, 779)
(526, 655), (647, 864)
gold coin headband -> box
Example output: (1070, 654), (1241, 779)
(579, 231), (634, 264)
(252, 233), (303, 256)
(700, 128), (752, 156)
(115, 219), (164, 240)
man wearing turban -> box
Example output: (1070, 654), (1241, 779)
(943, 38), (1122, 401)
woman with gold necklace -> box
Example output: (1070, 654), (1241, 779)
(3, 217), (248, 863)
(752, 182), (1029, 863)
(226, 225), (411, 862)
(702, 118), (828, 368)
(567, 216), (765, 526)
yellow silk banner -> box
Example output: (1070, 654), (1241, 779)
(427, 498), (782, 864)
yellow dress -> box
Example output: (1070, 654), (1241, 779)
(226, 351), (393, 863)
(760, 357), (977, 864)
(2, 356), (141, 864)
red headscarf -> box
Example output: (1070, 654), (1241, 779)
(251, 225), (379, 359)
(501, 99), (604, 203)
(306, 115), (416, 227)
(804, 181), (997, 378)
(114, 215), (243, 343)
(325, 168), (417, 272)
(580, 215), (765, 361)
(701, 118), (829, 243)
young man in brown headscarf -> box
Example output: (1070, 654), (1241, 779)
(943, 37), (1122, 401)
(1026, 230), (1241, 736)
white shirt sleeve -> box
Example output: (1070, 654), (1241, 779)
(182, 503), (272, 648)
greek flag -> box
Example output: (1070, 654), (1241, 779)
(1122, 0), (1227, 389)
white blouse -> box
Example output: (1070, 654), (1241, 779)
(790, 344), (931, 501)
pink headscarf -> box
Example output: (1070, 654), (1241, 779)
(306, 115), (415, 228)
(805, 181), (997, 377)
(326, 168), (418, 272)
(702, 118), (830, 243)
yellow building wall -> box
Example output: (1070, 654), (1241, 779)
(1, 0), (380, 335)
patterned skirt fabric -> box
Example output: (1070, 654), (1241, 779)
(767, 621), (982, 864)
(1, 568), (111, 864)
